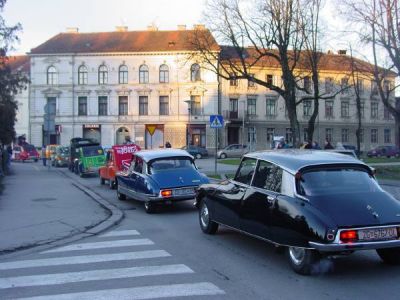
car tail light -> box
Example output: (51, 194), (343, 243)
(340, 230), (358, 243)
(161, 189), (172, 198)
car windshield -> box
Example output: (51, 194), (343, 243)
(58, 147), (69, 155)
(24, 144), (35, 151)
(82, 146), (104, 157)
(149, 157), (195, 174)
(297, 167), (381, 196)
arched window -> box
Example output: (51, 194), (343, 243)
(190, 63), (201, 82)
(119, 65), (128, 84)
(159, 64), (169, 83)
(139, 64), (149, 84)
(47, 66), (58, 85)
(78, 65), (88, 85)
(98, 65), (108, 85)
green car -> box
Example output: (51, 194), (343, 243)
(74, 145), (106, 177)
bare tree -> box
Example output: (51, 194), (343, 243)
(190, 0), (310, 146)
(341, 0), (400, 146)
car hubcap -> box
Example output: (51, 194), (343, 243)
(145, 202), (150, 210)
(289, 247), (305, 265)
(200, 204), (209, 227)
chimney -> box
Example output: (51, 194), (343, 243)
(147, 25), (158, 31)
(66, 27), (79, 34)
(338, 49), (347, 55)
(193, 24), (206, 30)
(116, 26), (128, 32)
(177, 25), (186, 31)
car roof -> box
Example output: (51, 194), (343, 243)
(244, 149), (367, 174)
(135, 149), (193, 162)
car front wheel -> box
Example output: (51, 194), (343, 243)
(117, 186), (126, 200)
(195, 153), (202, 159)
(220, 153), (227, 159)
(100, 177), (105, 185)
(109, 179), (115, 189)
(199, 201), (218, 234)
(287, 246), (321, 275)
(144, 201), (156, 214)
(376, 247), (400, 265)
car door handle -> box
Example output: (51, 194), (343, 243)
(267, 195), (275, 204)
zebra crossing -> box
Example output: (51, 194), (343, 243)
(0, 229), (225, 299)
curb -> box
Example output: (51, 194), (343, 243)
(0, 167), (124, 260)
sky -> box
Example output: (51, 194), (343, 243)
(3, 0), (205, 54)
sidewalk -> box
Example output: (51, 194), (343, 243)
(0, 162), (116, 256)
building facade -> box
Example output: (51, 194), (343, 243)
(24, 26), (396, 151)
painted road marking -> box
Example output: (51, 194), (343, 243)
(99, 229), (140, 237)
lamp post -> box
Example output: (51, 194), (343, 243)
(184, 99), (193, 147)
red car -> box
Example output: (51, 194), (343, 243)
(12, 144), (40, 162)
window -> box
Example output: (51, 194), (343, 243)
(341, 128), (349, 143)
(286, 128), (293, 143)
(303, 100), (312, 116)
(371, 102), (378, 119)
(98, 65), (108, 85)
(78, 65), (88, 85)
(47, 66), (57, 85)
(190, 95), (201, 116)
(248, 126), (256, 144)
(266, 74), (273, 86)
(190, 63), (201, 82)
(139, 65), (149, 84)
(139, 96), (148, 115)
(325, 128), (333, 142)
(371, 129), (378, 143)
(303, 76), (311, 92)
(252, 160), (282, 193)
(384, 106), (392, 120)
(325, 100), (333, 118)
(384, 129), (391, 143)
(159, 64), (169, 83)
(303, 128), (308, 142)
(78, 96), (87, 116)
(118, 96), (128, 115)
(384, 80), (392, 94)
(248, 74), (255, 87)
(359, 129), (364, 143)
(234, 157), (257, 185)
(357, 79), (364, 94)
(119, 65), (128, 84)
(247, 98), (256, 115)
(267, 128), (274, 142)
(159, 96), (169, 115)
(229, 98), (238, 112)
(360, 102), (365, 118)
(341, 101), (349, 117)
(266, 98), (276, 116)
(341, 77), (349, 93)
(230, 73), (238, 86)
(98, 96), (108, 116)
(371, 80), (378, 95)
(325, 77), (333, 93)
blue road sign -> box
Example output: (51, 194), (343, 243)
(210, 115), (224, 128)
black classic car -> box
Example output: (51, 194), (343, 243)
(195, 150), (400, 275)
(116, 149), (209, 213)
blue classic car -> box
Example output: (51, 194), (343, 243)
(116, 149), (209, 213)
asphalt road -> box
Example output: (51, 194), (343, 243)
(1, 162), (400, 299)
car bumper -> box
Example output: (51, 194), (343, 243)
(309, 239), (400, 252)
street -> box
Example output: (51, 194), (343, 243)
(1, 162), (400, 299)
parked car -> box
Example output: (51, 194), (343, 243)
(116, 149), (209, 213)
(217, 144), (248, 159)
(367, 145), (400, 158)
(12, 144), (40, 162)
(195, 149), (400, 275)
(99, 144), (141, 189)
(181, 145), (208, 159)
(45, 144), (59, 161)
(325, 149), (358, 159)
(68, 138), (99, 172)
(74, 145), (106, 177)
(52, 146), (70, 167)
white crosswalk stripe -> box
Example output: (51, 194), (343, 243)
(42, 238), (153, 253)
(0, 229), (225, 299)
(18, 282), (225, 299)
(0, 250), (170, 270)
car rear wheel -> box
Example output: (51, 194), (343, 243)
(144, 201), (156, 214)
(199, 201), (218, 234)
(287, 246), (321, 275)
(376, 247), (400, 265)
(117, 190), (126, 201)
(220, 153), (227, 159)
(100, 177), (105, 185)
(109, 179), (115, 189)
(195, 153), (202, 159)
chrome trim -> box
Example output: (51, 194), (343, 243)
(310, 239), (400, 251)
(334, 224), (400, 244)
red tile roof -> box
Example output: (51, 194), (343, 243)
(6, 55), (30, 73)
(30, 30), (220, 54)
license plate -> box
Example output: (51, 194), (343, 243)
(358, 227), (398, 241)
(174, 188), (194, 196)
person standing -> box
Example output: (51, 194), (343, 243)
(42, 146), (47, 166)
(324, 139), (334, 149)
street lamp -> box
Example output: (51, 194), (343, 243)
(184, 99), (194, 147)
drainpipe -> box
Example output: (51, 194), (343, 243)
(71, 54), (76, 138)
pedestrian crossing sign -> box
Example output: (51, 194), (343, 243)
(210, 115), (224, 128)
